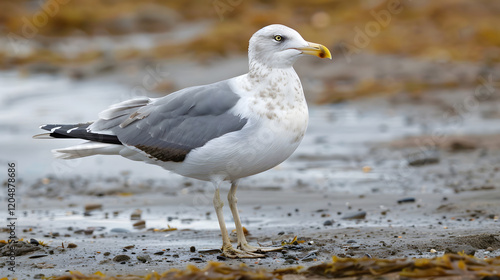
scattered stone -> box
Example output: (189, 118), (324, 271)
(342, 211), (366, 220)
(85, 203), (102, 212)
(278, 231), (285, 235)
(448, 140), (476, 152)
(189, 257), (204, 262)
(131, 209), (142, 220)
(29, 254), (48, 259)
(154, 251), (164, 255)
(0, 241), (41, 256)
(190, 246), (196, 252)
(133, 220), (146, 229)
(34, 274), (45, 279)
(346, 240), (357, 244)
(397, 197), (416, 204)
(284, 245), (303, 250)
(301, 250), (319, 261)
(198, 249), (222, 254)
(137, 254), (152, 263)
(30, 239), (40, 246)
(407, 150), (439, 166)
(113, 255), (130, 262)
(216, 255), (227, 261)
(67, 243), (77, 248)
(123, 245), (135, 250)
(323, 220), (334, 226)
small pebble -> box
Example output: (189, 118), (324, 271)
(154, 251), (164, 255)
(323, 220), (333, 226)
(30, 239), (39, 246)
(198, 249), (222, 254)
(137, 254), (152, 263)
(216, 255), (227, 261)
(113, 255), (131, 262)
(85, 203), (102, 212)
(342, 211), (366, 220)
(130, 209), (142, 220)
(190, 246), (196, 252)
(67, 243), (77, 248)
(133, 220), (146, 229)
(29, 255), (48, 259)
(406, 150), (439, 166)
(397, 197), (416, 204)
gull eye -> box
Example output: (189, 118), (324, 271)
(274, 35), (283, 42)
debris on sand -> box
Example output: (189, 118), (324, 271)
(0, 240), (41, 256)
(85, 203), (103, 212)
(112, 254), (131, 263)
(342, 211), (367, 220)
(131, 209), (143, 220)
(407, 150), (440, 167)
(50, 254), (500, 279)
(397, 197), (416, 204)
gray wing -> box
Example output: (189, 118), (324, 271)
(90, 80), (247, 162)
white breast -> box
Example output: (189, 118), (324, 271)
(171, 67), (309, 181)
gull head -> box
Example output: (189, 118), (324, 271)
(248, 24), (331, 69)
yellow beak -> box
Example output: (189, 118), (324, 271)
(297, 42), (332, 59)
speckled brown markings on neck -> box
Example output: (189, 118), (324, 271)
(246, 61), (308, 144)
(248, 63), (305, 117)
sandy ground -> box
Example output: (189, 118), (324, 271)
(1, 53), (500, 278)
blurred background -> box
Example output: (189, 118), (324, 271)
(1, 0), (499, 101)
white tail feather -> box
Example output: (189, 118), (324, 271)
(53, 141), (124, 159)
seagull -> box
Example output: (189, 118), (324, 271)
(35, 24), (331, 258)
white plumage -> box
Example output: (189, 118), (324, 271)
(36, 24), (331, 258)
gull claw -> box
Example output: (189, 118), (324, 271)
(238, 243), (283, 253)
(223, 246), (265, 258)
